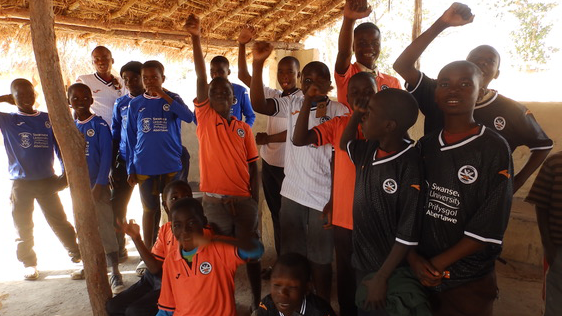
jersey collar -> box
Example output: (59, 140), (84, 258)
(475, 90), (499, 109)
(278, 296), (307, 316)
(438, 125), (486, 151)
(143, 92), (162, 100)
(356, 62), (380, 77)
(17, 110), (40, 116)
(281, 88), (302, 97)
(372, 140), (414, 166)
(77, 114), (95, 124)
(94, 72), (114, 87)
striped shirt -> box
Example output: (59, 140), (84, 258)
(526, 151), (562, 245)
(76, 73), (127, 127)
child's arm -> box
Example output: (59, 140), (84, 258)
(339, 99), (368, 151)
(185, 14), (209, 103)
(536, 206), (556, 265)
(250, 42), (278, 116)
(292, 82), (331, 146)
(117, 220), (164, 273)
(110, 100), (122, 174)
(125, 104), (138, 186)
(239, 89), (256, 126)
(429, 237), (485, 279)
(92, 123), (113, 200)
(335, 0), (372, 75)
(249, 161), (259, 203)
(255, 131), (287, 145)
(393, 2), (474, 86)
(0, 94), (15, 105)
(514, 150), (551, 193)
(237, 26), (255, 87)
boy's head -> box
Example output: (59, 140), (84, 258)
(120, 61), (144, 96)
(300, 61), (331, 95)
(353, 23), (381, 68)
(162, 180), (193, 215)
(170, 198), (207, 251)
(91, 46), (114, 74)
(208, 77), (235, 116)
(277, 56), (301, 92)
(347, 72), (377, 111)
(67, 83), (94, 118)
(435, 60), (484, 117)
(210, 56), (231, 80)
(270, 253), (311, 315)
(141, 60), (166, 91)
(10, 79), (36, 112)
(466, 45), (501, 89)
(361, 88), (418, 141)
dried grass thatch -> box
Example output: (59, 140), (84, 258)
(0, 0), (347, 59)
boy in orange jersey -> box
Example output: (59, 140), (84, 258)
(335, 0), (401, 110)
(186, 14), (262, 310)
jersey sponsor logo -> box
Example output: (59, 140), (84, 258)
(19, 132), (32, 148)
(383, 178), (398, 194)
(142, 118), (152, 133)
(45, 121), (51, 129)
(86, 129), (95, 137)
(380, 84), (389, 90)
(319, 116), (331, 123)
(237, 128), (245, 138)
(199, 261), (212, 275)
(163, 104), (170, 111)
(493, 116), (506, 131)
(458, 165), (478, 184)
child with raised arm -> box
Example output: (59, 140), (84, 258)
(68, 83), (125, 294)
(238, 26), (302, 260)
(125, 60), (195, 254)
(337, 89), (422, 316)
(335, 0), (401, 110)
(250, 41), (349, 303)
(0, 79), (80, 280)
(409, 61), (513, 316)
(393, 2), (552, 193)
(186, 14), (262, 310)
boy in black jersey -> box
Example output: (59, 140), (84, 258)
(339, 88), (422, 315)
(393, 2), (552, 193)
(409, 60), (513, 316)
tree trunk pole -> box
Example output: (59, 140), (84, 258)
(28, 1), (111, 315)
(412, 0), (422, 70)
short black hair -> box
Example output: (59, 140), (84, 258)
(272, 252), (311, 283)
(120, 61), (143, 77)
(468, 45), (501, 68)
(162, 180), (193, 200)
(91, 45), (112, 56)
(349, 71), (376, 86)
(301, 61), (331, 81)
(374, 88), (419, 132)
(142, 60), (165, 75)
(279, 56), (300, 70)
(354, 22), (380, 36)
(210, 56), (230, 67)
(209, 76), (234, 94)
(170, 197), (208, 226)
(67, 83), (92, 98)
(440, 60), (483, 83)
(10, 78), (32, 92)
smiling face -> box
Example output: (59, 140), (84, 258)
(353, 28), (381, 68)
(122, 70), (144, 96)
(270, 265), (307, 316)
(68, 85), (93, 120)
(171, 209), (204, 251)
(91, 47), (113, 75)
(209, 78), (235, 117)
(277, 58), (300, 92)
(11, 80), (36, 113)
(435, 61), (484, 116)
(466, 45), (500, 89)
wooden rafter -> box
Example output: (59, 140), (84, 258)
(211, 0), (255, 32)
(258, 0), (317, 39)
(109, 0), (137, 19)
(200, 0), (229, 18)
(249, 0), (290, 26)
(276, 0), (342, 41)
(142, 0), (184, 25)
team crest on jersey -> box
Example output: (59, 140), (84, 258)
(199, 262), (212, 275)
(86, 129), (95, 137)
(45, 121), (51, 129)
(142, 118), (152, 133)
(319, 116), (331, 123)
(19, 132), (32, 148)
(458, 165), (478, 184)
(163, 104), (170, 111)
(493, 116), (506, 131)
(383, 178), (398, 194)
(380, 84), (389, 90)
(237, 128), (245, 138)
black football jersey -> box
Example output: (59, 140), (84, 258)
(256, 294), (336, 316)
(407, 73), (553, 152)
(347, 139), (423, 272)
(417, 125), (513, 290)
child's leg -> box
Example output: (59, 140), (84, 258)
(94, 189), (120, 274)
(11, 180), (38, 267)
(261, 160), (284, 256)
(106, 272), (160, 316)
(179, 146), (190, 182)
(279, 197), (308, 257)
(334, 226), (357, 316)
(545, 247), (562, 316)
(201, 196), (235, 236)
(306, 207), (334, 304)
(111, 157), (135, 256)
(138, 175), (161, 248)
(35, 177), (80, 260)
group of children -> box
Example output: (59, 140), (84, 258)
(0, 1), (558, 315)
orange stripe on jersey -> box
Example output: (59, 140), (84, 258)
(291, 110), (300, 115)
(411, 184), (421, 191)
(525, 109), (532, 115)
(259, 302), (268, 310)
(499, 169), (511, 179)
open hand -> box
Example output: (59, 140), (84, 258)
(238, 25), (255, 44)
(306, 80), (332, 100)
(185, 14), (201, 36)
(252, 41), (273, 63)
(321, 199), (333, 229)
(117, 219), (141, 239)
(343, 0), (372, 20)
(439, 2), (474, 27)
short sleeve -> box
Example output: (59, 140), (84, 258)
(346, 139), (371, 165)
(312, 117), (340, 146)
(525, 156), (555, 209)
(270, 95), (296, 118)
(151, 225), (170, 261)
(244, 124), (259, 163)
(405, 72), (444, 134)
(157, 258), (177, 312)
(263, 86), (280, 99)
(512, 107), (553, 151)
(395, 151), (424, 246)
(194, 98), (212, 122)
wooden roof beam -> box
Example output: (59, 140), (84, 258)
(258, 0), (317, 38)
(109, 0), (137, 19)
(211, 0), (256, 32)
(276, 0), (342, 41)
(249, 0), (289, 26)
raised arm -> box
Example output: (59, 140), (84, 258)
(293, 82), (330, 146)
(0, 94), (16, 105)
(339, 98), (368, 151)
(237, 26), (255, 87)
(250, 41), (277, 116)
(393, 2), (474, 86)
(186, 14), (208, 102)
(335, 0), (372, 75)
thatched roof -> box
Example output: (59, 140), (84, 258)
(0, 0), (347, 57)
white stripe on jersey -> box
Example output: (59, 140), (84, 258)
(395, 237), (419, 246)
(438, 126), (486, 151)
(464, 231), (503, 245)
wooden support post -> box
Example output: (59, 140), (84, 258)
(412, 0), (422, 70)
(28, 1), (111, 315)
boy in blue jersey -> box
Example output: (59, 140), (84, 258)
(0, 79), (80, 280)
(111, 61), (144, 261)
(68, 83), (125, 294)
(210, 55), (256, 127)
(126, 60), (195, 251)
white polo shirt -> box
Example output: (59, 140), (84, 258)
(270, 95), (348, 212)
(76, 73), (127, 127)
